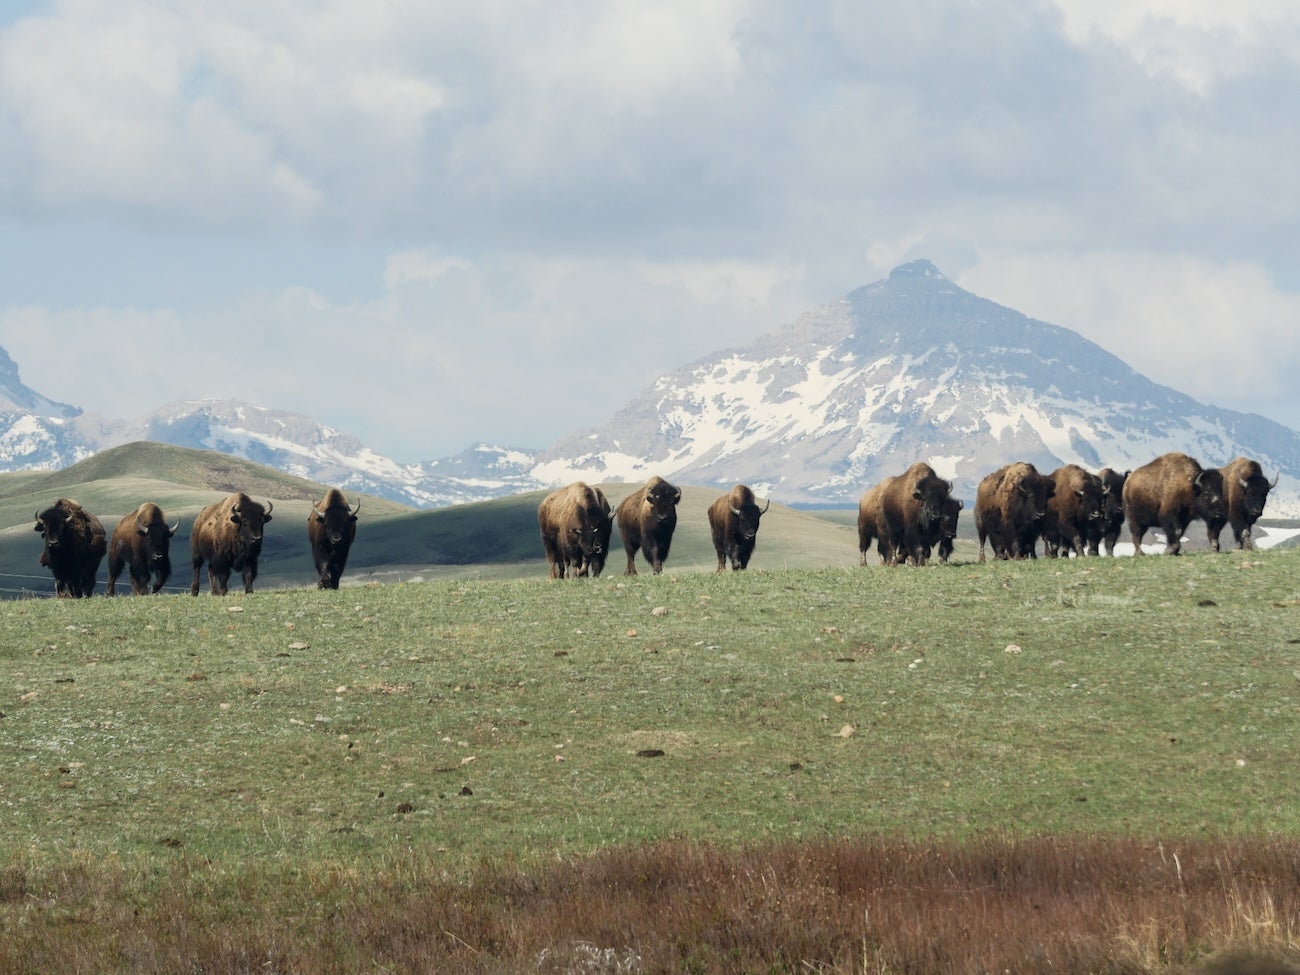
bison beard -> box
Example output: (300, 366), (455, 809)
(190, 493), (273, 595)
(308, 488), (359, 589)
(616, 476), (681, 575)
(707, 484), (770, 571)
(107, 502), (179, 595)
(34, 498), (107, 598)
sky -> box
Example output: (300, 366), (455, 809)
(2, 0), (1299, 463)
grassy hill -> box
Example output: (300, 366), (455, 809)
(1, 443), (863, 596)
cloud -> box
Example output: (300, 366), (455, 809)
(958, 251), (1300, 428)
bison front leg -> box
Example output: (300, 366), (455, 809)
(242, 562), (258, 594)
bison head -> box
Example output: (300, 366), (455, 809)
(34, 505), (71, 548)
(644, 480), (681, 523)
(1237, 471), (1278, 520)
(230, 498), (273, 549)
(312, 496), (359, 546)
(1193, 469), (1227, 522)
(138, 515), (179, 563)
(729, 496), (770, 540)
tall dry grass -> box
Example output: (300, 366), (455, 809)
(3, 834), (1299, 974)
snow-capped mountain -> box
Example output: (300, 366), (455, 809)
(0, 259), (1297, 514)
(533, 260), (1300, 513)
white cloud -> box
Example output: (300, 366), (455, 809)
(958, 252), (1300, 428)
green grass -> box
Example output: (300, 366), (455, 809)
(5, 549), (1299, 871)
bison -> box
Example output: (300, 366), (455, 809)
(34, 498), (107, 597)
(1041, 465), (1104, 558)
(582, 486), (614, 577)
(538, 482), (606, 579)
(707, 484), (770, 571)
(856, 480), (893, 565)
(106, 502), (179, 595)
(1092, 468), (1130, 556)
(975, 462), (1056, 561)
(935, 495), (964, 563)
(616, 475), (682, 575)
(308, 488), (359, 589)
(1122, 452), (1226, 555)
(190, 493), (274, 595)
(1207, 457), (1278, 552)
(878, 462), (955, 566)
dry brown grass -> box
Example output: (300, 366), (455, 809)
(2, 835), (1299, 974)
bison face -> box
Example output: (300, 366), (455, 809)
(1238, 474), (1276, 520)
(313, 508), (357, 546)
(728, 499), (769, 540)
(230, 501), (272, 549)
(939, 498), (963, 539)
(139, 519), (178, 562)
(644, 486), (681, 523)
(1193, 470), (1228, 522)
(34, 509), (70, 547)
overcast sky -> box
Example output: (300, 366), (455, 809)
(2, 0), (1299, 462)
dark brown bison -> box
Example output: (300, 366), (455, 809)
(34, 498), (107, 598)
(583, 486), (614, 577)
(190, 493), (273, 595)
(707, 484), (770, 571)
(1122, 452), (1226, 555)
(308, 488), (359, 589)
(856, 480), (892, 565)
(1208, 457), (1278, 551)
(538, 482), (606, 579)
(616, 475), (681, 575)
(975, 462), (1056, 561)
(107, 502), (179, 595)
(879, 462), (955, 566)
(1092, 468), (1129, 556)
(1042, 465), (1104, 558)
(935, 495), (964, 563)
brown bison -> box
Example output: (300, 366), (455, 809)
(583, 486), (614, 577)
(935, 495), (964, 563)
(707, 484), (770, 571)
(975, 462), (1056, 561)
(616, 475), (681, 575)
(856, 480), (893, 565)
(878, 462), (956, 566)
(107, 502), (179, 595)
(34, 498), (107, 598)
(1092, 468), (1129, 556)
(538, 482), (606, 579)
(1041, 465), (1104, 558)
(1122, 452), (1226, 555)
(1207, 457), (1278, 551)
(190, 493), (273, 595)
(308, 488), (359, 589)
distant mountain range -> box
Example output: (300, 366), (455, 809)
(2, 260), (1298, 514)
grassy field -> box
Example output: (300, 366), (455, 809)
(5, 444), (1300, 971)
(7, 549), (1300, 866)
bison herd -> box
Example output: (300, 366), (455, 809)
(858, 451), (1277, 566)
(32, 490), (359, 598)
(26, 450), (1283, 597)
(536, 476), (771, 578)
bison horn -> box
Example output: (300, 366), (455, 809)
(263, 499), (273, 515)
(350, 497), (361, 516)
(169, 520), (180, 536)
(730, 504), (742, 517)
(760, 498), (770, 514)
(1270, 473), (1280, 489)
